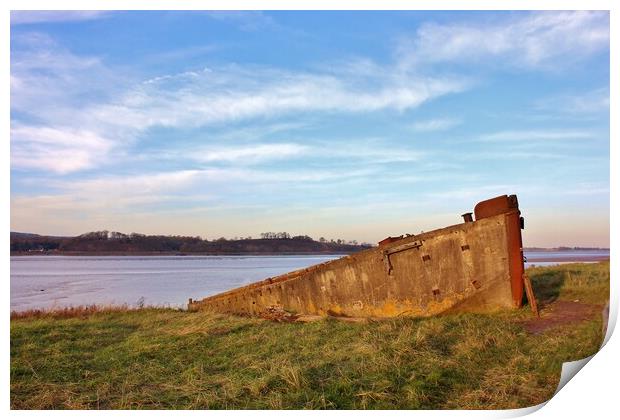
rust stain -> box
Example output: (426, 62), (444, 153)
(189, 195), (526, 319)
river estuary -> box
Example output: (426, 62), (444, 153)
(10, 250), (609, 311)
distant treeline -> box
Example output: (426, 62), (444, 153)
(10, 231), (374, 255)
(523, 247), (610, 251)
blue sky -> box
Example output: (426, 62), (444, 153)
(10, 10), (610, 247)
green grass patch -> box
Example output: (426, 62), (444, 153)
(11, 262), (609, 409)
(528, 261), (610, 304)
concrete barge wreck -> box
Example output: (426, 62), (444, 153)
(188, 194), (527, 318)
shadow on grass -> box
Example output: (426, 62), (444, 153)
(526, 270), (565, 307)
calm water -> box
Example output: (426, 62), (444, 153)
(10, 255), (341, 312)
(524, 250), (609, 266)
(10, 250), (609, 311)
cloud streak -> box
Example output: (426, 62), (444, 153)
(10, 125), (115, 174)
(479, 129), (595, 142)
(92, 66), (467, 131)
(167, 138), (424, 166)
(411, 117), (461, 132)
(11, 38), (468, 173)
(11, 11), (111, 25)
(202, 11), (279, 31)
(535, 88), (610, 115)
(195, 143), (309, 164)
(11, 164), (382, 223)
(398, 11), (609, 70)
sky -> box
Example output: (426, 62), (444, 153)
(9, 10), (610, 247)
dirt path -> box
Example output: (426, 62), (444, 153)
(520, 300), (604, 334)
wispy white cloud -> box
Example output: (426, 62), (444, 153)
(397, 11), (609, 70)
(141, 44), (220, 64)
(48, 164), (380, 198)
(322, 141), (423, 164)
(535, 87), (610, 115)
(200, 122), (311, 143)
(202, 11), (278, 31)
(64, 170), (205, 197)
(10, 34), (135, 173)
(411, 117), (461, 132)
(12, 165), (381, 223)
(11, 170), (215, 224)
(11, 11), (110, 25)
(91, 65), (467, 131)
(479, 129), (594, 142)
(456, 150), (580, 162)
(425, 184), (525, 201)
(560, 182), (609, 196)
(164, 138), (424, 166)
(11, 32), (130, 114)
(195, 143), (309, 164)
(10, 35), (468, 174)
(10, 125), (115, 174)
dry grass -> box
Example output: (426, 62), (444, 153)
(9, 304), (177, 320)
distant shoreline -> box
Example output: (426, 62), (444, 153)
(11, 249), (610, 260)
(10, 251), (355, 257)
(522, 247), (610, 252)
(526, 255), (609, 263)
(11, 231), (373, 255)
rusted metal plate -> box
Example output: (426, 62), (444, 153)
(474, 194), (519, 220)
(378, 236), (404, 246)
(475, 195), (524, 307)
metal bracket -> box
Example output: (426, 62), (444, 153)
(382, 240), (423, 275)
(382, 250), (393, 275)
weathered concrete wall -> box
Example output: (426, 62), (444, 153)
(189, 205), (522, 318)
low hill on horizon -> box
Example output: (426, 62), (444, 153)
(11, 231), (609, 255)
(10, 230), (373, 255)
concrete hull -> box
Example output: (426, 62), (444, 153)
(189, 195), (525, 318)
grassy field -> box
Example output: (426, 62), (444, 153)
(10, 261), (609, 409)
